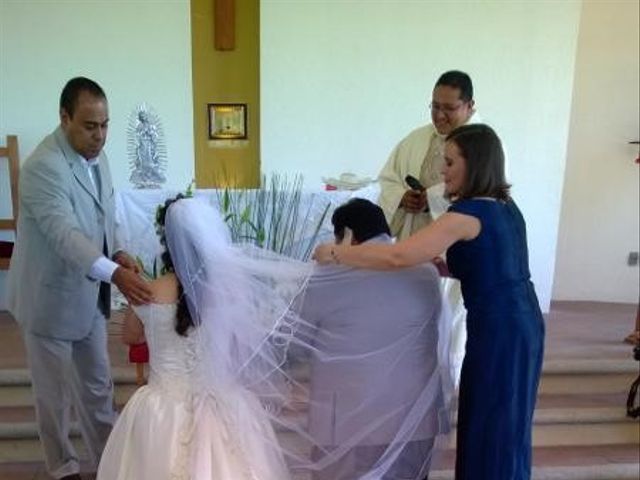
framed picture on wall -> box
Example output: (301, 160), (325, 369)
(208, 103), (247, 140)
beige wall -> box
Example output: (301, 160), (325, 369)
(0, 0), (193, 192)
(261, 0), (583, 312)
(1, 0), (637, 307)
(553, 0), (640, 302)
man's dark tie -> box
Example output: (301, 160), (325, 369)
(92, 163), (102, 200)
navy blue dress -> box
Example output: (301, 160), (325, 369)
(447, 198), (545, 480)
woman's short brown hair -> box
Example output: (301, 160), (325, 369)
(446, 124), (510, 201)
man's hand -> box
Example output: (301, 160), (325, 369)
(113, 251), (141, 274)
(112, 267), (153, 305)
(400, 189), (428, 213)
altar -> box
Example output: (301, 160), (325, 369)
(115, 185), (380, 270)
(0, 185), (378, 310)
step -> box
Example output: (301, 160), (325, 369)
(428, 444), (640, 480)
(288, 359), (640, 393)
(279, 392), (640, 447)
(0, 437), (87, 464)
(539, 358), (639, 395)
(2, 356), (637, 401)
(532, 392), (639, 446)
(432, 406), (639, 448)
(1, 391), (637, 448)
(0, 368), (138, 408)
(0, 444), (636, 480)
(0, 364), (637, 459)
(0, 461), (97, 480)
(1, 366), (638, 440)
(0, 387), (637, 476)
(431, 464), (640, 480)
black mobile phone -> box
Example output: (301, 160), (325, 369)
(404, 175), (430, 212)
(405, 175), (425, 192)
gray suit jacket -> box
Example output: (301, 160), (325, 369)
(298, 236), (444, 446)
(7, 127), (119, 340)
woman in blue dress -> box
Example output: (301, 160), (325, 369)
(313, 124), (545, 480)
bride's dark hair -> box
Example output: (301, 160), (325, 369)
(156, 194), (194, 336)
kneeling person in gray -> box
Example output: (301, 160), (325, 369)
(298, 199), (450, 480)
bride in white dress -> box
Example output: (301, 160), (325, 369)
(97, 196), (312, 480)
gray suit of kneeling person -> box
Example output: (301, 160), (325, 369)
(297, 199), (452, 480)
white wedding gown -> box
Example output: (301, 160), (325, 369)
(97, 304), (291, 480)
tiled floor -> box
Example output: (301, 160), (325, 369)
(0, 301), (638, 479)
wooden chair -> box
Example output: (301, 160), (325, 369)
(0, 135), (19, 270)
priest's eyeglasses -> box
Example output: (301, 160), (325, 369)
(429, 102), (465, 115)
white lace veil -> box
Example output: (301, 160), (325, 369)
(289, 260), (455, 479)
(164, 197), (311, 390)
(163, 198), (454, 479)
(164, 198), (315, 478)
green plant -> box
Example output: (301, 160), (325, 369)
(216, 173), (330, 261)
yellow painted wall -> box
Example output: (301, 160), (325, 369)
(191, 0), (260, 187)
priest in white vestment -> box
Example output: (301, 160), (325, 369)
(378, 70), (479, 240)
(378, 71), (483, 392)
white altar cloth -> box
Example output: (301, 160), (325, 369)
(115, 185), (380, 270)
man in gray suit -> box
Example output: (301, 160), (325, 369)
(7, 77), (153, 480)
(298, 199), (451, 480)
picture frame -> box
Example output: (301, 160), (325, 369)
(208, 103), (247, 140)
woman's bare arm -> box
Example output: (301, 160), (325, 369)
(314, 212), (480, 270)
